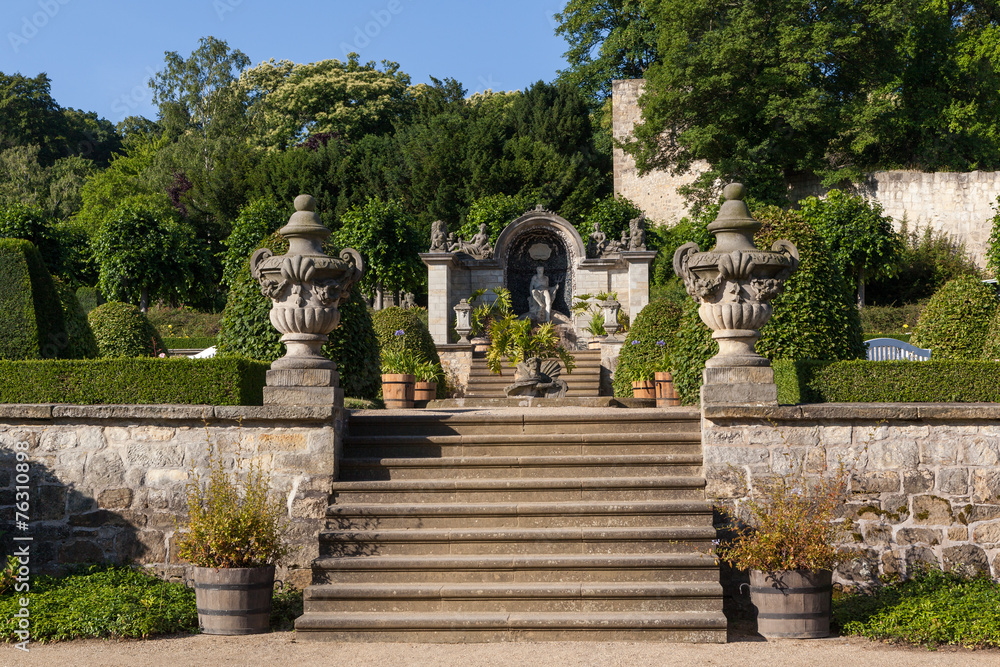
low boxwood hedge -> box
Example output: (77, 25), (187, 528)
(774, 359), (1000, 404)
(0, 358), (268, 405)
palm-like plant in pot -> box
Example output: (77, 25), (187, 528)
(178, 442), (289, 635)
(715, 463), (857, 639)
(486, 313), (575, 397)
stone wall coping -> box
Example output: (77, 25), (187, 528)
(704, 402), (1000, 422)
(0, 403), (339, 423)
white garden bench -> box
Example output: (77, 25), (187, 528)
(865, 338), (932, 361)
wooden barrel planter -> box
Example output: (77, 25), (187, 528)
(413, 381), (437, 407)
(382, 373), (415, 408)
(631, 380), (655, 400)
(192, 565), (274, 635)
(749, 569), (832, 639)
(587, 336), (606, 350)
(654, 371), (681, 407)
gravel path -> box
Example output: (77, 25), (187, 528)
(5, 633), (1000, 667)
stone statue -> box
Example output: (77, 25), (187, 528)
(429, 220), (448, 252)
(448, 223), (494, 259)
(402, 292), (417, 309)
(628, 213), (647, 251)
(529, 266), (558, 323)
(504, 357), (568, 398)
(587, 221), (607, 258)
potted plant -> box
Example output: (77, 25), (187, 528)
(715, 464), (856, 639)
(467, 287), (513, 352)
(412, 359), (442, 407)
(485, 314), (576, 376)
(617, 344), (656, 399)
(573, 292), (619, 348)
(178, 442), (290, 635)
(651, 339), (680, 406)
(380, 329), (422, 409)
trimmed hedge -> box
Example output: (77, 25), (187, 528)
(371, 306), (445, 398)
(613, 299), (683, 397)
(773, 359), (1000, 404)
(216, 232), (381, 400)
(0, 358), (268, 405)
(88, 302), (167, 358)
(0, 238), (68, 360)
(911, 276), (998, 359)
(75, 286), (104, 314)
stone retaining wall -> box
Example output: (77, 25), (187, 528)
(703, 403), (1000, 583)
(0, 404), (344, 587)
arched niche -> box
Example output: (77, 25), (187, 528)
(494, 208), (586, 319)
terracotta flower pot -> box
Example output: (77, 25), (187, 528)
(588, 336), (606, 350)
(192, 565), (274, 635)
(413, 381), (437, 407)
(654, 371), (681, 407)
(381, 373), (415, 408)
(631, 379), (655, 400)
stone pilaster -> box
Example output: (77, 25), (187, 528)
(420, 252), (456, 346)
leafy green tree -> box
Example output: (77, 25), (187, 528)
(0, 72), (121, 167)
(148, 37), (260, 234)
(332, 198), (424, 299)
(798, 190), (903, 307)
(554, 0), (659, 107)
(74, 133), (168, 236)
(240, 54), (414, 148)
(624, 0), (1000, 206)
(988, 196), (1000, 279)
(149, 36), (251, 140)
(93, 195), (212, 311)
(454, 193), (531, 244)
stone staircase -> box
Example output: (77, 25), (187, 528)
(295, 408), (725, 642)
(465, 349), (602, 398)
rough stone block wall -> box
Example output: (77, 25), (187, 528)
(437, 346), (473, 397)
(0, 404), (343, 588)
(614, 78), (1000, 268)
(703, 404), (1000, 584)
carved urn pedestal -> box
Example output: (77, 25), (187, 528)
(673, 184), (799, 406)
(250, 194), (364, 407)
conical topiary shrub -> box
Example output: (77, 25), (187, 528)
(0, 238), (68, 360)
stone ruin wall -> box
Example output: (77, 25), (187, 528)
(613, 79), (1000, 268)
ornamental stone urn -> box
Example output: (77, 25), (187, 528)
(250, 194), (364, 406)
(672, 183), (798, 405)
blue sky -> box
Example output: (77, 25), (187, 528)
(1, 0), (570, 123)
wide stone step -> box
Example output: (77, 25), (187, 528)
(310, 553), (721, 584)
(326, 500), (716, 530)
(338, 454), (704, 481)
(303, 582), (724, 613)
(294, 610), (727, 642)
(346, 408), (702, 437)
(330, 476), (706, 503)
(344, 433), (701, 458)
(319, 526), (715, 556)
